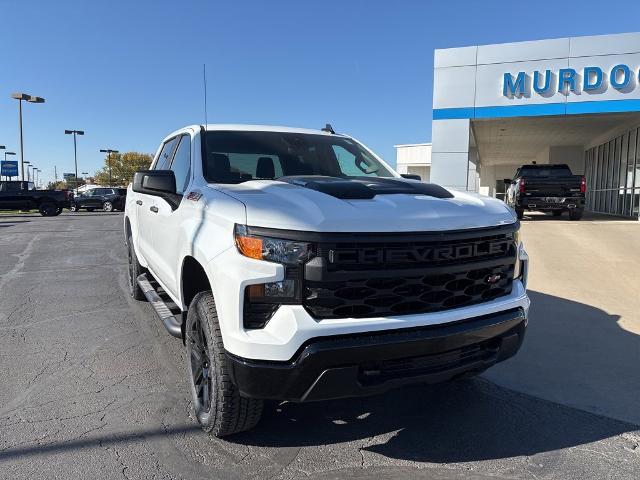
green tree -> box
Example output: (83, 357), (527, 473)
(94, 152), (152, 186)
(46, 180), (68, 190)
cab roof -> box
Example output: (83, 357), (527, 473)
(172, 124), (342, 137)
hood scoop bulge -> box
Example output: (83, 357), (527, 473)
(277, 176), (454, 200)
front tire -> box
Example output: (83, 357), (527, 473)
(185, 291), (263, 437)
(103, 201), (114, 212)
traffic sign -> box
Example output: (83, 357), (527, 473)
(1, 160), (19, 177)
(63, 173), (76, 181)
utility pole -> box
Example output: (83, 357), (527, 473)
(99, 149), (119, 186)
(10, 93), (45, 181)
(64, 130), (84, 193)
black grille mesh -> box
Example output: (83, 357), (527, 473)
(304, 264), (514, 319)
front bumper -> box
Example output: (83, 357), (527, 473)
(227, 307), (526, 402)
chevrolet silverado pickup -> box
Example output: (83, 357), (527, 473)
(124, 124), (530, 436)
(0, 181), (70, 215)
(505, 164), (586, 220)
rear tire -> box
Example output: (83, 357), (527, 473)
(39, 202), (58, 217)
(103, 201), (114, 212)
(185, 291), (263, 437)
(69, 204), (79, 212)
(127, 235), (146, 301)
(569, 209), (583, 221)
(515, 207), (524, 220)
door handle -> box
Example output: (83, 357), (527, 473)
(150, 206), (158, 213)
(136, 200), (143, 206)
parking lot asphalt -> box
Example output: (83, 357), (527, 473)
(0, 212), (639, 480)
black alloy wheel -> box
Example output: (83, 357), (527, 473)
(39, 202), (58, 217)
(187, 313), (213, 418)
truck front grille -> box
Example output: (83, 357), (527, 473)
(304, 264), (513, 319)
(302, 227), (517, 319)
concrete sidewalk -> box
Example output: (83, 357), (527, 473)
(485, 212), (640, 425)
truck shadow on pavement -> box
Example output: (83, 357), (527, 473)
(233, 291), (638, 463)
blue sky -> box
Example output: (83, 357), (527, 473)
(1, 0), (640, 185)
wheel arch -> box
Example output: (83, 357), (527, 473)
(181, 255), (213, 313)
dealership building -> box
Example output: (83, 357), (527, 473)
(396, 31), (640, 219)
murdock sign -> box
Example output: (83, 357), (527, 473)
(503, 64), (639, 97)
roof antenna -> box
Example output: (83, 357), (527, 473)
(203, 63), (208, 126)
(321, 123), (335, 134)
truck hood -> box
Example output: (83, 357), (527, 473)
(211, 179), (517, 232)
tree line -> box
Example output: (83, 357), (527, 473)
(46, 151), (152, 190)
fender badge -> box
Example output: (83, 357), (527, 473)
(485, 273), (502, 285)
(186, 192), (202, 201)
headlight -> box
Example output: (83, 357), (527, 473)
(235, 225), (315, 329)
(512, 230), (523, 279)
(234, 225), (314, 265)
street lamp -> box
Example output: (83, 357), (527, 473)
(23, 161), (31, 182)
(99, 149), (119, 186)
(0, 146), (4, 181)
(11, 93), (45, 182)
(65, 129), (84, 193)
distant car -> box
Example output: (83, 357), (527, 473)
(70, 187), (127, 212)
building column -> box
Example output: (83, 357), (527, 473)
(430, 118), (473, 191)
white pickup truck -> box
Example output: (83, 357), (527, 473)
(124, 124), (530, 437)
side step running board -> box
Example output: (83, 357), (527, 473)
(137, 273), (182, 338)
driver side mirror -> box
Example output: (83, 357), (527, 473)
(133, 170), (181, 210)
(401, 173), (422, 181)
(133, 170), (177, 196)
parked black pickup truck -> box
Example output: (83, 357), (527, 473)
(0, 181), (71, 216)
(505, 164), (586, 220)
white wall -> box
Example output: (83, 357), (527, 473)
(431, 119), (472, 190)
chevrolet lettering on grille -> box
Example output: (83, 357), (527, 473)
(328, 239), (511, 265)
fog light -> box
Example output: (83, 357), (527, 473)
(264, 280), (296, 298)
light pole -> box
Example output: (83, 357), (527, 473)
(11, 93), (45, 181)
(24, 161), (31, 182)
(99, 149), (118, 187)
(65, 130), (84, 193)
(22, 160), (31, 182)
(4, 151), (16, 181)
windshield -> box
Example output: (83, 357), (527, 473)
(203, 131), (395, 184)
(517, 165), (573, 177)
